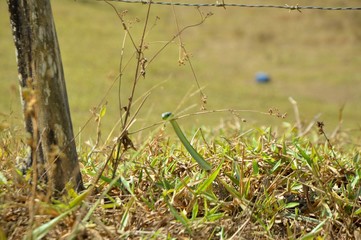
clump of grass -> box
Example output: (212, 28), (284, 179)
(1, 115), (360, 239)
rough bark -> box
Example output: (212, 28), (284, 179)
(7, 0), (84, 192)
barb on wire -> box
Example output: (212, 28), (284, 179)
(98, 0), (361, 11)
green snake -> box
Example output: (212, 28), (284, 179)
(162, 112), (212, 171)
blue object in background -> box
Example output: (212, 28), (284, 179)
(255, 72), (270, 83)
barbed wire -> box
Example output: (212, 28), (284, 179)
(101, 0), (361, 11)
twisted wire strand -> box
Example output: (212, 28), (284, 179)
(100, 0), (361, 11)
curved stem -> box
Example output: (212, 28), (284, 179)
(163, 112), (212, 171)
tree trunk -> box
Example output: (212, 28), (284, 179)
(7, 0), (84, 192)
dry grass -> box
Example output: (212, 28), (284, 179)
(1, 114), (361, 239)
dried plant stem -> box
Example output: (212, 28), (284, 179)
(289, 97), (302, 135)
(122, 2), (152, 128)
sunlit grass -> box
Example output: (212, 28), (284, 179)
(1, 114), (360, 238)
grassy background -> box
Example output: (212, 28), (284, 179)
(1, 0), (361, 140)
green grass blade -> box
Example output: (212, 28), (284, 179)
(119, 197), (134, 232)
(32, 208), (73, 239)
(169, 119), (212, 171)
(300, 219), (327, 240)
(252, 159), (259, 175)
(218, 178), (242, 200)
(165, 199), (191, 234)
(196, 160), (223, 194)
(191, 200), (199, 220)
(218, 178), (250, 210)
(295, 144), (312, 167)
(225, 172), (239, 186)
(68, 187), (92, 209)
(233, 161), (241, 182)
(270, 159), (282, 173)
(206, 212), (225, 222)
(284, 202), (300, 209)
(355, 208), (361, 215)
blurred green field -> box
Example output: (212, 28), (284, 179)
(1, 0), (361, 140)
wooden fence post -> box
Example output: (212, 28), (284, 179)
(7, 0), (84, 192)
